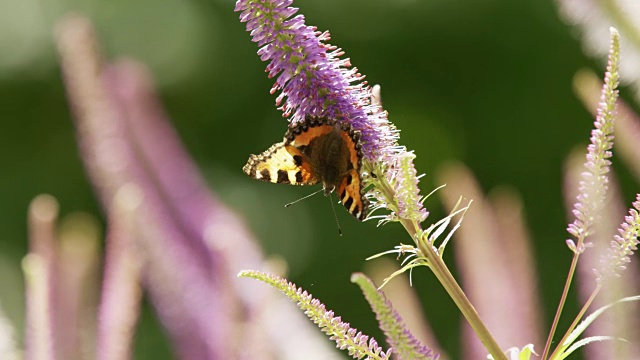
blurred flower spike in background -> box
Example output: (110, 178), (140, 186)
(14, 13), (344, 360)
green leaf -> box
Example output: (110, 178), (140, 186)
(554, 295), (640, 358)
(559, 336), (627, 359)
(488, 344), (536, 360)
(518, 344), (535, 360)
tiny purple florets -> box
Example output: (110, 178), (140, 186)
(235, 0), (399, 163)
(238, 270), (392, 359)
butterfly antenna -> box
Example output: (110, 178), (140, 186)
(284, 188), (324, 207)
(328, 193), (343, 237)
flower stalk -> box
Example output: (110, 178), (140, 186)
(548, 283), (602, 360)
(369, 166), (507, 359)
(542, 27), (621, 360)
(412, 221), (507, 360)
(548, 194), (640, 359)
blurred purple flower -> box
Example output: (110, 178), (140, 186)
(22, 13), (344, 360)
(57, 16), (233, 358)
(436, 163), (543, 359)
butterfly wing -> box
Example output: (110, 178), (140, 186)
(285, 118), (336, 147)
(288, 116), (369, 220)
(336, 123), (368, 221)
(243, 142), (318, 185)
(336, 169), (367, 220)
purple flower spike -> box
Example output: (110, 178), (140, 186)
(351, 273), (438, 360)
(567, 28), (620, 247)
(597, 194), (640, 282)
(236, 0), (428, 224)
(235, 0), (399, 163)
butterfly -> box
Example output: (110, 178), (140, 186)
(243, 115), (369, 221)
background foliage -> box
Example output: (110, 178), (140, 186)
(1, 0), (636, 358)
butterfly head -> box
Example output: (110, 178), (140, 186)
(323, 183), (335, 197)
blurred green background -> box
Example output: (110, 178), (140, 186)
(1, 0), (637, 358)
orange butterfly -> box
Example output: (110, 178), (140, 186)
(243, 115), (368, 220)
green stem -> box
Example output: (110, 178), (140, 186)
(369, 160), (505, 359)
(540, 250), (579, 360)
(400, 218), (507, 360)
(547, 284), (602, 360)
(540, 231), (590, 360)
